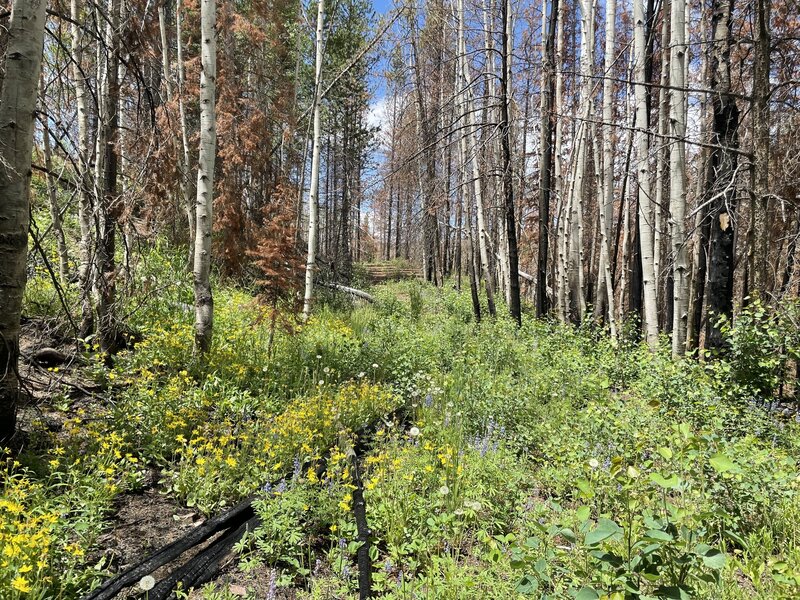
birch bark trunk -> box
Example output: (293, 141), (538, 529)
(669, 0), (689, 355)
(0, 0), (47, 442)
(599, 0), (617, 338)
(302, 0), (325, 319)
(71, 0), (95, 336)
(458, 0), (496, 316)
(193, 0), (217, 352)
(634, 0), (660, 348)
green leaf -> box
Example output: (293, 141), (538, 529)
(709, 453), (737, 473)
(584, 518), (622, 546)
(701, 549), (727, 570)
(653, 585), (693, 599)
(649, 472), (681, 489)
(576, 505), (591, 522)
(524, 536), (541, 549)
(574, 587), (600, 600)
(657, 447), (673, 460)
(534, 558), (549, 577)
(576, 479), (594, 497)
(516, 575), (538, 594)
(644, 529), (673, 542)
(560, 528), (577, 543)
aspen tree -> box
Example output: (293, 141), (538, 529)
(599, 0), (617, 338)
(633, 0), (660, 348)
(669, 0), (689, 355)
(193, 0), (217, 352)
(0, 0), (47, 441)
(458, 0), (496, 316)
(302, 0), (325, 319)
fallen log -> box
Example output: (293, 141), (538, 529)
(319, 282), (376, 303)
(82, 495), (257, 600)
(83, 407), (409, 599)
(143, 516), (259, 600)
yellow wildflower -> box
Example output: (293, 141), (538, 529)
(12, 576), (31, 593)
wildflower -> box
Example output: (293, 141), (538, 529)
(371, 363), (378, 369)
(139, 575), (155, 591)
(409, 426), (421, 438)
(588, 458), (600, 469)
(12, 576), (31, 593)
(439, 485), (450, 496)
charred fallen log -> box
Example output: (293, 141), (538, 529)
(83, 406), (408, 599)
(82, 495), (257, 600)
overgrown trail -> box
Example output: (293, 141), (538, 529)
(361, 262), (420, 285)
(5, 282), (800, 600)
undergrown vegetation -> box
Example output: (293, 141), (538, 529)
(4, 254), (800, 599)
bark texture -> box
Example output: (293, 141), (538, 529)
(0, 0), (48, 442)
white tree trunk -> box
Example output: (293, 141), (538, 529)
(459, 0), (496, 315)
(302, 0), (325, 319)
(566, 0), (594, 321)
(0, 0), (47, 441)
(634, 0), (659, 348)
(193, 0), (217, 353)
(653, 1), (671, 315)
(599, 0), (617, 338)
(669, 0), (689, 355)
(69, 0), (95, 336)
(553, 0), (566, 320)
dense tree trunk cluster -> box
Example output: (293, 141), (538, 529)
(370, 0), (796, 350)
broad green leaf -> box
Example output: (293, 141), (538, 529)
(560, 528), (577, 543)
(657, 447), (673, 460)
(709, 453), (737, 473)
(584, 518), (622, 546)
(534, 558), (549, 578)
(701, 549), (727, 570)
(644, 529), (673, 542)
(576, 479), (594, 497)
(649, 472), (681, 489)
(574, 587), (600, 600)
(576, 505), (591, 522)
(524, 536), (541, 549)
(516, 575), (538, 594)
(654, 585), (693, 599)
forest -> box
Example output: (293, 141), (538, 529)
(1, 0), (800, 597)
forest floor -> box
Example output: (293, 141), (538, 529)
(5, 267), (800, 599)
